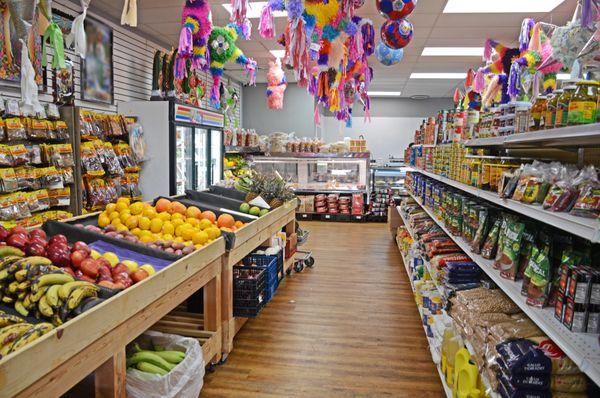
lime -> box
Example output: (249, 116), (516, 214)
(240, 203), (250, 213)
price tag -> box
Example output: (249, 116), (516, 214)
(325, 215), (331, 219)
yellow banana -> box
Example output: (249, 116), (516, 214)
(1, 296), (13, 304)
(31, 286), (49, 303)
(51, 314), (63, 327)
(44, 284), (61, 308)
(14, 300), (29, 317)
(7, 323), (53, 354)
(0, 269), (10, 281)
(14, 269), (27, 282)
(0, 247), (24, 258)
(0, 323), (33, 347)
(59, 281), (95, 300)
(67, 286), (99, 310)
(0, 312), (24, 328)
(0, 256), (22, 271)
(8, 257), (52, 274)
(17, 281), (30, 292)
(22, 294), (33, 310)
(38, 296), (54, 317)
(8, 281), (18, 295)
(36, 273), (74, 289)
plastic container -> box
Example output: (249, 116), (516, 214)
(233, 266), (266, 317)
(568, 80), (599, 125)
(243, 254), (280, 301)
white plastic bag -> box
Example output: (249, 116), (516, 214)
(125, 330), (205, 398)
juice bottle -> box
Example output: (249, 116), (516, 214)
(555, 85), (577, 128)
(545, 90), (561, 129)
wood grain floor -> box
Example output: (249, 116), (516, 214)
(201, 222), (443, 397)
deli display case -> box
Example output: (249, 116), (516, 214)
(251, 153), (370, 222)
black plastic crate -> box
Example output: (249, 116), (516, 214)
(233, 266), (266, 317)
(243, 254), (280, 301)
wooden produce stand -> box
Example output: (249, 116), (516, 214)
(0, 237), (226, 397)
(220, 199), (297, 357)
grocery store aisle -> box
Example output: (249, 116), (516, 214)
(201, 222), (442, 397)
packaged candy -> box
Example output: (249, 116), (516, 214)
(9, 145), (29, 166)
(12, 193), (31, 219)
(26, 145), (42, 165)
(58, 167), (74, 185)
(84, 177), (109, 210)
(0, 168), (18, 192)
(53, 120), (70, 141)
(105, 177), (120, 203)
(0, 145), (12, 167)
(46, 144), (75, 168)
(101, 142), (124, 175)
(48, 187), (70, 208)
(108, 115), (127, 137)
(4, 118), (27, 141)
(0, 195), (18, 221)
(41, 167), (64, 190)
(15, 167), (39, 190)
(28, 119), (50, 140)
(80, 142), (105, 176)
(34, 189), (50, 211)
(114, 142), (140, 172)
(24, 191), (40, 213)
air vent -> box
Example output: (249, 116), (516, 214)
(410, 95), (430, 100)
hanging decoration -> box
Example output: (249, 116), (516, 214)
(229, 0), (251, 39)
(207, 23), (256, 108)
(380, 18), (413, 49)
(375, 0), (417, 20)
(375, 42), (403, 66)
(38, 0), (66, 70)
(121, 0), (137, 27)
(175, 0), (213, 80)
(259, 0), (284, 39)
(66, 0), (91, 58)
(266, 57), (288, 109)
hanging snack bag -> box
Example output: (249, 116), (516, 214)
(42, 167), (65, 190)
(481, 218), (502, 259)
(570, 165), (600, 218)
(4, 118), (27, 141)
(496, 219), (525, 279)
(58, 167), (74, 185)
(0, 168), (18, 193)
(80, 110), (98, 140)
(9, 145), (29, 166)
(0, 145), (12, 167)
(49, 144), (75, 168)
(0, 194), (19, 221)
(28, 119), (50, 140)
(81, 142), (105, 176)
(84, 178), (109, 210)
(27, 145), (42, 165)
(12, 193), (31, 219)
(45, 104), (60, 120)
(53, 120), (70, 141)
(124, 173), (142, 200)
(109, 115), (127, 137)
(129, 123), (147, 163)
(24, 191), (41, 213)
(114, 142), (140, 172)
(35, 189), (50, 211)
(105, 177), (120, 203)
(102, 142), (124, 175)
(15, 167), (39, 190)
(48, 187), (71, 208)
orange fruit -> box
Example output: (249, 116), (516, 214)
(171, 213), (184, 221)
(105, 203), (117, 214)
(155, 198), (171, 213)
(162, 221), (175, 236)
(129, 202), (144, 215)
(201, 211), (216, 223)
(98, 213), (110, 228)
(138, 216), (151, 230)
(192, 230), (208, 245)
(198, 219), (212, 230)
(206, 227), (221, 240)
(150, 218), (163, 233)
(115, 201), (128, 213)
(125, 215), (139, 229)
(234, 220), (244, 229)
(217, 214), (235, 229)
(169, 201), (187, 215)
(143, 207), (157, 219)
(117, 197), (131, 206)
(181, 227), (195, 241)
(157, 211), (171, 221)
(186, 206), (202, 219)
(186, 217), (200, 228)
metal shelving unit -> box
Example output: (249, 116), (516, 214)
(407, 167), (600, 243)
(408, 192), (600, 387)
(464, 123), (600, 148)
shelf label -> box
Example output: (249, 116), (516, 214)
(325, 215), (331, 219)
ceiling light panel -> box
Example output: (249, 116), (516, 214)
(367, 91), (402, 97)
(422, 47), (484, 56)
(269, 50), (285, 58)
(443, 0), (566, 13)
(410, 73), (467, 79)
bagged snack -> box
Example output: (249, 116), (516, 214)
(105, 177), (120, 203)
(0, 168), (18, 193)
(108, 115), (127, 137)
(34, 189), (50, 211)
(48, 187), (70, 208)
(27, 145), (42, 165)
(500, 166), (523, 198)
(512, 162), (546, 204)
(53, 120), (70, 141)
(45, 104), (60, 120)
(41, 167), (65, 190)
(0, 195), (18, 221)
(15, 167), (39, 190)
(58, 167), (74, 185)
(481, 217), (502, 259)
(543, 165), (579, 210)
(129, 122), (147, 163)
(0, 119), (5, 141)
(114, 142), (140, 172)
(525, 242), (552, 308)
(84, 177), (109, 210)
(570, 165), (600, 218)
(516, 224), (537, 281)
(9, 145), (29, 166)
(28, 119), (50, 140)
(81, 142), (105, 176)
(4, 118), (27, 141)
(46, 144), (75, 168)
(24, 191), (40, 213)
(80, 110), (101, 140)
(529, 338), (581, 375)
(101, 142), (124, 175)
(0, 145), (12, 167)
(12, 193), (31, 219)
(497, 219), (525, 279)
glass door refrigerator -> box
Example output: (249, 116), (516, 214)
(171, 103), (225, 195)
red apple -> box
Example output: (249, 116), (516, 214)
(62, 267), (76, 277)
(115, 275), (132, 288)
(0, 226), (9, 242)
(29, 229), (47, 241)
(7, 234), (30, 250)
(79, 275), (96, 283)
(80, 258), (99, 278)
(10, 226), (28, 237)
(72, 241), (90, 254)
(48, 234), (68, 246)
(25, 243), (46, 257)
(29, 236), (47, 247)
(98, 280), (124, 290)
(131, 269), (149, 284)
(96, 257), (111, 269)
(98, 264), (112, 279)
(75, 269), (84, 278)
(70, 250), (89, 269)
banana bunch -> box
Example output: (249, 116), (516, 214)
(126, 343), (186, 376)
(0, 321), (53, 358)
(0, 254), (101, 326)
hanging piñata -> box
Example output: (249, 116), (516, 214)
(175, 0), (212, 79)
(266, 57), (287, 109)
(208, 24), (256, 108)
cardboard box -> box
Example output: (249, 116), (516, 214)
(285, 232), (297, 259)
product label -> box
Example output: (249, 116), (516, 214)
(545, 110), (555, 128)
(568, 101), (596, 124)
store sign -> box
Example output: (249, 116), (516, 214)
(174, 104), (225, 128)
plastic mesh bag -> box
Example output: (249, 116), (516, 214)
(126, 330), (205, 398)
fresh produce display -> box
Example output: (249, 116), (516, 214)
(223, 154), (252, 183)
(126, 342), (186, 376)
(235, 172), (295, 209)
(238, 202), (269, 217)
(90, 197), (247, 255)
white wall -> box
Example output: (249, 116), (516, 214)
(321, 117), (422, 162)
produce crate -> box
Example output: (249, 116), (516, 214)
(243, 254), (280, 302)
(233, 266), (266, 317)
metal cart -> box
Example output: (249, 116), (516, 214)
(287, 223), (315, 274)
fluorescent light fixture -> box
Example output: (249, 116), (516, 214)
(422, 47), (484, 57)
(443, 0), (566, 13)
(410, 73), (467, 79)
(367, 91), (402, 97)
(222, 2), (287, 18)
(557, 73), (571, 80)
(269, 49), (285, 58)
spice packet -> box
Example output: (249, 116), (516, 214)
(4, 118), (27, 141)
(482, 217), (502, 259)
(0, 168), (18, 193)
(525, 237), (553, 308)
(9, 144), (29, 166)
(570, 165), (600, 218)
(496, 219), (525, 279)
(80, 142), (105, 176)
